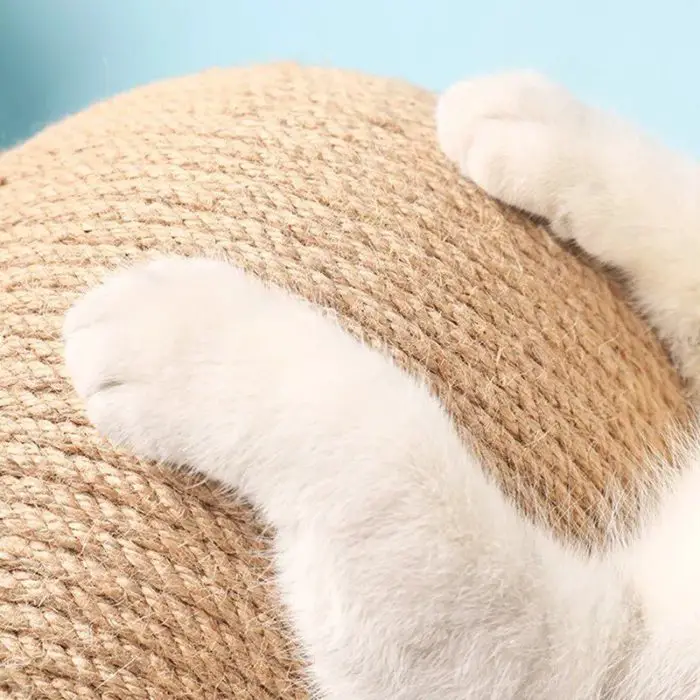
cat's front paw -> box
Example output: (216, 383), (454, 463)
(63, 256), (272, 470)
(436, 71), (584, 163)
(436, 71), (591, 228)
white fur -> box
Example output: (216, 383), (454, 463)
(62, 72), (700, 698)
(437, 71), (700, 392)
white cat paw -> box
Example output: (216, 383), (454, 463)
(436, 70), (584, 165)
(63, 256), (272, 468)
(436, 71), (591, 225)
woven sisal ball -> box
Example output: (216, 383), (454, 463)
(0, 63), (690, 699)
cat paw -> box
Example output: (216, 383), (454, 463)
(436, 71), (583, 162)
(435, 71), (591, 226)
(63, 255), (397, 489)
(63, 256), (274, 469)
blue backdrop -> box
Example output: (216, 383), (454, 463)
(1, 1), (697, 154)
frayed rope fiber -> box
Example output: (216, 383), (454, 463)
(0, 63), (689, 698)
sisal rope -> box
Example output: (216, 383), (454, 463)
(0, 63), (689, 698)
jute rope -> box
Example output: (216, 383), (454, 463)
(0, 63), (690, 698)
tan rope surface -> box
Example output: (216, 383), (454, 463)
(0, 63), (690, 699)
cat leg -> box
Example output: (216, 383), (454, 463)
(63, 257), (631, 699)
(438, 71), (700, 697)
(615, 445), (700, 699)
(437, 71), (700, 390)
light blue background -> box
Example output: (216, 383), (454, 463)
(1, 1), (698, 154)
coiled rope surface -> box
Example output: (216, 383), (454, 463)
(0, 63), (688, 698)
